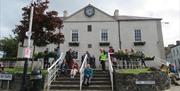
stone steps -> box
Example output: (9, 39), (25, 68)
(50, 70), (112, 91)
(50, 84), (111, 90)
(52, 80), (110, 85)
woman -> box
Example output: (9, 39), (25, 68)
(70, 59), (79, 78)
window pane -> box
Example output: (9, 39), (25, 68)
(101, 29), (108, 42)
(88, 25), (92, 32)
(134, 29), (141, 41)
(72, 30), (78, 42)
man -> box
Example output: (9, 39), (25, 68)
(44, 48), (49, 69)
(65, 48), (73, 68)
(83, 64), (93, 86)
(99, 48), (107, 71)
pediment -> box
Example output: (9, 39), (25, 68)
(64, 4), (116, 22)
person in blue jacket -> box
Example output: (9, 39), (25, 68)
(83, 64), (93, 86)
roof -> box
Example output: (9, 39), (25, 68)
(113, 15), (161, 21)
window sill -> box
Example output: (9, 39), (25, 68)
(134, 41), (146, 46)
(69, 42), (79, 46)
(99, 42), (110, 46)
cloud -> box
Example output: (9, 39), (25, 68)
(0, 0), (179, 46)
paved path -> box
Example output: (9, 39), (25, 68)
(164, 80), (180, 91)
(164, 86), (180, 91)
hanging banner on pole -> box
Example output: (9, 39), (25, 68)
(24, 48), (31, 58)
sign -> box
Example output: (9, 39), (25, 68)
(24, 48), (31, 58)
(0, 73), (12, 80)
(136, 81), (155, 85)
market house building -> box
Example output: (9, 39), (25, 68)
(18, 4), (165, 62)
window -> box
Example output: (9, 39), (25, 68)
(134, 29), (142, 41)
(72, 30), (78, 42)
(88, 25), (92, 32)
(88, 44), (92, 48)
(176, 49), (179, 55)
(101, 29), (108, 42)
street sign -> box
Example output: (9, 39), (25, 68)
(24, 48), (31, 58)
(0, 73), (12, 80)
(136, 81), (155, 85)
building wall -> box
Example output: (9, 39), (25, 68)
(60, 21), (119, 60)
(171, 45), (180, 70)
(120, 20), (163, 58)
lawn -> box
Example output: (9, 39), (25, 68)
(117, 68), (151, 74)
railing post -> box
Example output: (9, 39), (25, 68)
(108, 53), (114, 91)
(47, 53), (64, 91)
(80, 54), (87, 91)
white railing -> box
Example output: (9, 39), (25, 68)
(108, 53), (114, 91)
(79, 54), (87, 91)
(47, 53), (64, 90)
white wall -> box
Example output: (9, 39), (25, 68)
(171, 45), (180, 70)
(120, 20), (163, 58)
(60, 21), (119, 61)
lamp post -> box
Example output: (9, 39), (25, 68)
(20, 0), (34, 91)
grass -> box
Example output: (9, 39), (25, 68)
(117, 68), (151, 74)
(4, 67), (48, 75)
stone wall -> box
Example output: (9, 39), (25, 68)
(0, 73), (46, 91)
(114, 71), (171, 91)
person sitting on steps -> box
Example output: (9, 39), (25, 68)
(83, 64), (93, 86)
(59, 60), (68, 76)
(70, 59), (79, 78)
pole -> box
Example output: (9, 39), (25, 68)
(20, 0), (34, 91)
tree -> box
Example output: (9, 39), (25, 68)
(0, 35), (18, 58)
(13, 0), (64, 50)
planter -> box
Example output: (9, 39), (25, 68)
(144, 56), (155, 60)
(69, 42), (79, 46)
(99, 42), (110, 46)
(134, 41), (146, 46)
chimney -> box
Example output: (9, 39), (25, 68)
(176, 41), (180, 45)
(63, 10), (68, 17)
(114, 9), (119, 16)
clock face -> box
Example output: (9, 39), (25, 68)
(84, 6), (95, 17)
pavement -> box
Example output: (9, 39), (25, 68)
(164, 80), (180, 91)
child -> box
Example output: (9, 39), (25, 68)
(60, 60), (68, 76)
(70, 59), (79, 78)
(83, 64), (93, 86)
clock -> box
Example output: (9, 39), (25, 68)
(84, 6), (95, 17)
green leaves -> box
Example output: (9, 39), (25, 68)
(0, 35), (18, 58)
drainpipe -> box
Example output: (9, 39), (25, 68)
(118, 20), (121, 49)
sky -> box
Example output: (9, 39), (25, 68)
(0, 0), (180, 46)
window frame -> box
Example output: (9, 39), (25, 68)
(134, 29), (142, 42)
(87, 25), (92, 32)
(100, 29), (108, 42)
(71, 30), (79, 42)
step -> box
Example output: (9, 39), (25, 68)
(56, 77), (110, 81)
(59, 74), (110, 77)
(50, 90), (112, 91)
(50, 84), (111, 90)
(52, 80), (111, 85)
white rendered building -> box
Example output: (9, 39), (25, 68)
(18, 4), (165, 63)
(170, 41), (180, 70)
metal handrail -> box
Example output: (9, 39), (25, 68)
(47, 53), (64, 90)
(108, 53), (114, 91)
(80, 54), (87, 91)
